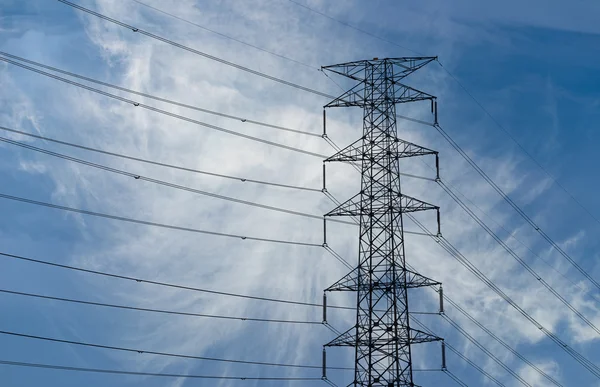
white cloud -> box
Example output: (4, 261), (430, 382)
(1, 0), (599, 386)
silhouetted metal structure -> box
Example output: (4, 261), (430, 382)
(322, 57), (443, 386)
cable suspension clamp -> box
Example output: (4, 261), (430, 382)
(442, 341), (447, 370)
(322, 293), (328, 323)
(439, 285), (444, 314)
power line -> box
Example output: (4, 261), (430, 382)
(436, 60), (600, 227)
(0, 288), (322, 325)
(0, 126), (319, 192)
(0, 327), (350, 377)
(0, 53), (437, 188)
(439, 313), (532, 387)
(0, 135), (358, 228)
(433, 167), (582, 292)
(414, 295), (534, 387)
(130, 0), (318, 71)
(0, 55), (327, 159)
(438, 178), (600, 337)
(0, 51), (320, 138)
(0, 251), (341, 309)
(0, 359), (437, 380)
(406, 214), (600, 379)
(0, 251), (432, 318)
(0, 329), (337, 373)
(443, 343), (504, 387)
(56, 0), (335, 99)
(412, 318), (505, 387)
(433, 122), (600, 292)
(0, 359), (322, 380)
(0, 128), (431, 237)
(403, 261), (557, 385)
(444, 369), (469, 387)
(0, 192), (321, 247)
(443, 296), (564, 387)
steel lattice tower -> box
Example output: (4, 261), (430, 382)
(322, 57), (444, 387)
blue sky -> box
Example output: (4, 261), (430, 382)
(1, 0), (600, 386)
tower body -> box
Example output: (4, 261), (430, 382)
(323, 58), (442, 386)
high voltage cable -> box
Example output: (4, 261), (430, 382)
(0, 129), (432, 236)
(0, 359), (436, 380)
(444, 369), (469, 387)
(0, 55), (327, 159)
(443, 297), (564, 387)
(0, 329), (336, 373)
(0, 136), (359, 227)
(0, 251), (344, 309)
(403, 265), (531, 385)
(0, 250), (431, 320)
(412, 318), (505, 387)
(0, 126), (319, 192)
(400, 265), (555, 384)
(0, 359), (324, 381)
(0, 51), (320, 138)
(406, 215), (600, 379)
(0, 288), (323, 325)
(439, 314), (532, 387)
(397, 114), (600, 297)
(1, 51), (435, 152)
(437, 178), (600, 337)
(130, 0), (318, 71)
(436, 60), (600, 227)
(433, 165), (580, 291)
(0, 193), (322, 247)
(56, 0), (335, 99)
(433, 122), (600, 293)
(0, 54), (438, 186)
(0, 286), (494, 382)
(0, 359), (322, 381)
(57, 0), (434, 136)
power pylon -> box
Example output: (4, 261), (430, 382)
(321, 57), (444, 386)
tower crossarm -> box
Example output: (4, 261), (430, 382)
(321, 57), (437, 82)
(324, 192), (439, 217)
(324, 136), (437, 163)
(325, 82), (435, 108)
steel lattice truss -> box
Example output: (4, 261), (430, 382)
(323, 58), (443, 387)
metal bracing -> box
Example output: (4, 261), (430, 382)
(322, 58), (443, 387)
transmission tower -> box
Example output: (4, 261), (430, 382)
(321, 57), (444, 386)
